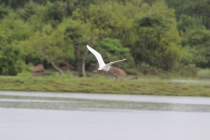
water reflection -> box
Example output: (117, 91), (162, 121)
(0, 92), (210, 112)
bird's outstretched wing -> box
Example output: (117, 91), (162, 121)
(86, 45), (106, 68)
(106, 58), (126, 66)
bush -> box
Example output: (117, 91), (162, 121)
(138, 62), (150, 74)
(177, 64), (199, 77)
(138, 62), (162, 75)
(17, 71), (32, 77)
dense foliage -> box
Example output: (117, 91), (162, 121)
(0, 0), (210, 76)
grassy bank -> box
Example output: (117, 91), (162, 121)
(0, 75), (210, 97)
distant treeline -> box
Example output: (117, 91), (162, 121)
(0, 0), (210, 76)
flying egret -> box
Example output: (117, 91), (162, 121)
(86, 45), (126, 71)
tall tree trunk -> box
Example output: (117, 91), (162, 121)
(63, 61), (70, 72)
(76, 37), (95, 77)
(44, 55), (64, 75)
(76, 44), (85, 77)
(78, 60), (85, 77)
(50, 61), (64, 75)
(77, 56), (87, 77)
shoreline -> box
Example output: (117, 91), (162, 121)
(0, 76), (210, 97)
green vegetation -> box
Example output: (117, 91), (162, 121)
(0, 0), (210, 77)
(1, 75), (210, 96)
(1, 0), (210, 96)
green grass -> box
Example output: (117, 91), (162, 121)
(1, 75), (210, 96)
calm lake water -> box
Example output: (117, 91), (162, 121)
(1, 91), (210, 140)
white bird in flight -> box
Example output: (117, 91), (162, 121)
(86, 45), (126, 71)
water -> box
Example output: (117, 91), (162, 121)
(1, 91), (210, 140)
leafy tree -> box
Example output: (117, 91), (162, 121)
(2, 0), (210, 76)
(0, 12), (32, 45)
(63, 18), (92, 76)
(177, 14), (210, 67)
(177, 14), (203, 33)
(0, 4), (11, 19)
(0, 12), (32, 75)
(86, 1), (134, 42)
(23, 21), (75, 74)
(166, 0), (210, 29)
(21, 1), (38, 21)
(72, 1), (139, 74)
(181, 27), (210, 67)
(74, 0), (183, 70)
(132, 1), (182, 70)
(0, 0), (30, 9)
(43, 1), (67, 25)
(0, 42), (26, 75)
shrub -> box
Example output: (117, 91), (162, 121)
(17, 71), (32, 77)
(178, 64), (199, 77)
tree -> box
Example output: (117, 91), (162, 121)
(177, 14), (210, 67)
(0, 42), (26, 75)
(23, 21), (75, 74)
(0, 12), (32, 75)
(86, 1), (134, 43)
(166, 0), (210, 29)
(181, 27), (210, 67)
(0, 4), (11, 19)
(131, 1), (182, 70)
(0, 0), (30, 9)
(62, 18), (92, 76)
(177, 14), (203, 33)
